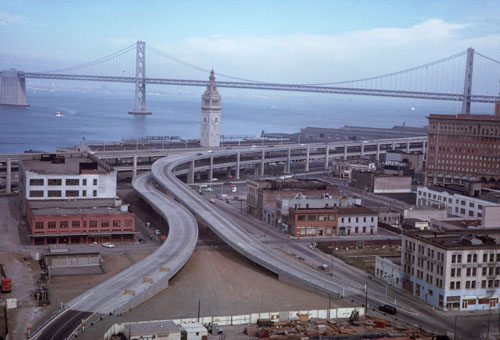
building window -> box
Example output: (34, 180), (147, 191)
(60, 221), (68, 229)
(93, 179), (98, 186)
(29, 190), (44, 198)
(72, 221), (80, 228)
(48, 178), (62, 186)
(451, 268), (455, 277)
(297, 215), (306, 221)
(89, 220), (97, 228)
(65, 190), (79, 197)
(113, 220), (121, 227)
(35, 222), (44, 229)
(83, 179), (87, 185)
(355, 227), (359, 233)
(48, 190), (62, 197)
(457, 254), (462, 263)
(65, 179), (79, 186)
(29, 179), (44, 186)
(482, 280), (486, 288)
(318, 215), (326, 221)
(125, 220), (133, 227)
(328, 215), (336, 221)
(47, 221), (56, 229)
(466, 281), (471, 289)
(82, 190), (86, 197)
(456, 281), (461, 289)
(307, 215), (316, 221)
(93, 190), (97, 197)
(450, 282), (455, 289)
(101, 220), (109, 228)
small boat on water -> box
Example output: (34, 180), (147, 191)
(55, 112), (63, 117)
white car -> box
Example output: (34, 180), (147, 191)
(154, 229), (161, 235)
(102, 242), (115, 248)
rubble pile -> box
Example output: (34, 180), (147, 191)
(243, 316), (433, 340)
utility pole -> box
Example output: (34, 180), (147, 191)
(487, 304), (491, 338)
(365, 283), (368, 316)
(197, 299), (201, 322)
(454, 315), (457, 340)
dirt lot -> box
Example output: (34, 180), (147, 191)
(78, 246), (355, 340)
(328, 245), (401, 274)
(46, 250), (153, 307)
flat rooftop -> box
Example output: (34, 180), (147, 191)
(27, 198), (129, 215)
(428, 113), (500, 121)
(427, 185), (500, 204)
(22, 154), (112, 175)
(404, 229), (500, 250)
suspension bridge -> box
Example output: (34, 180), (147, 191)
(1, 41), (499, 114)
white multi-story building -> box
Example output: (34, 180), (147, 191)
(19, 153), (117, 201)
(200, 70), (221, 148)
(416, 184), (500, 219)
(337, 207), (378, 236)
(402, 229), (500, 311)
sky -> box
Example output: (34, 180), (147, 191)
(1, 0), (500, 84)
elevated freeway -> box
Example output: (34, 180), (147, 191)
(149, 148), (476, 338)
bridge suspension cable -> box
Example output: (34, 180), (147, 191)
(147, 45), (267, 83)
(37, 43), (136, 74)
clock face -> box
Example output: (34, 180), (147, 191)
(211, 115), (219, 126)
(202, 115), (209, 125)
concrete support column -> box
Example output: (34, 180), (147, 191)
(132, 155), (138, 179)
(260, 150), (265, 176)
(376, 143), (381, 163)
(236, 152), (241, 179)
(188, 160), (195, 184)
(254, 164), (260, 175)
(0, 70), (29, 106)
(343, 145), (348, 160)
(6, 158), (11, 194)
(209, 156), (214, 182)
(324, 145), (330, 170)
(226, 167), (232, 178)
(196, 171), (201, 181)
(305, 147), (310, 172)
(286, 148), (291, 173)
(361, 143), (364, 157)
(392, 142), (396, 150)
(406, 141), (410, 152)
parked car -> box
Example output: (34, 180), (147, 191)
(204, 188), (213, 192)
(378, 304), (397, 315)
(209, 198), (216, 204)
(319, 264), (330, 272)
(154, 229), (161, 235)
(145, 222), (151, 228)
(138, 238), (145, 244)
(102, 242), (115, 248)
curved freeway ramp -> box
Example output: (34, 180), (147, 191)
(31, 172), (198, 340)
(152, 152), (360, 299)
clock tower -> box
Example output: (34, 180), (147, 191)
(200, 70), (221, 147)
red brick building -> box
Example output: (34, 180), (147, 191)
(26, 199), (136, 245)
(288, 208), (338, 237)
(425, 102), (500, 186)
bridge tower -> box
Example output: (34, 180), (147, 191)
(461, 47), (474, 114)
(129, 41), (151, 115)
(0, 69), (29, 106)
(200, 70), (221, 148)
